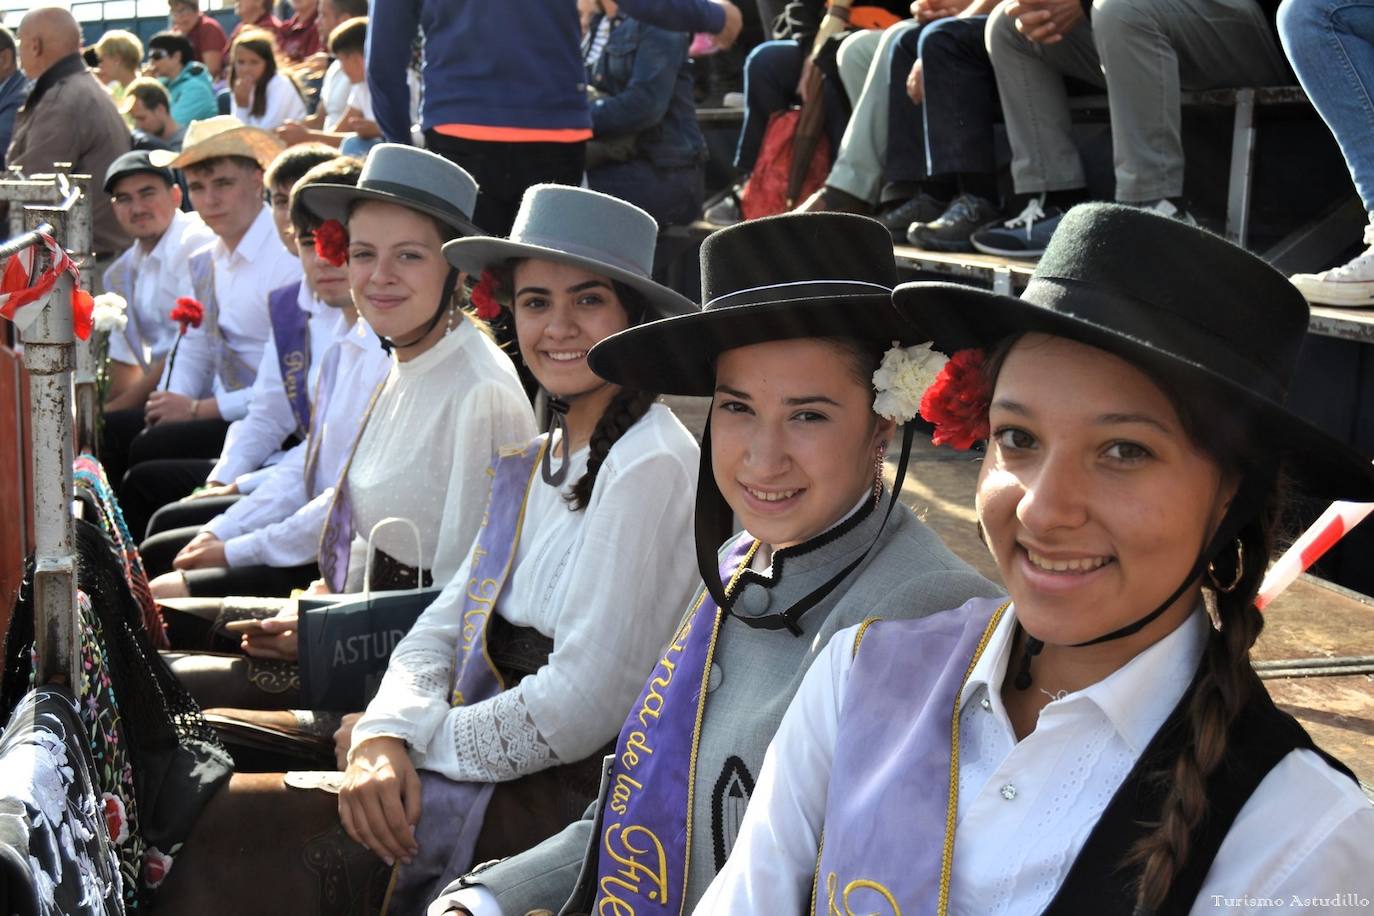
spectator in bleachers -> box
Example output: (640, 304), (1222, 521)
(229, 28), (308, 130)
(9, 6), (130, 265)
(1279, 0), (1374, 307)
(100, 151), (214, 415)
(148, 31), (219, 125)
(273, 19), (382, 154)
(0, 27), (28, 167)
(584, 1), (708, 226)
(109, 116), (299, 535)
(367, 0), (743, 235)
(124, 77), (186, 150)
(276, 0), (366, 146)
(974, 0), (1289, 258)
(890, 8), (1005, 250)
(230, 0), (282, 45)
(277, 0), (321, 64)
(93, 29), (141, 116)
(169, 0), (228, 82)
(702, 0), (907, 225)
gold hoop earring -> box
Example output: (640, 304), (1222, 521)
(872, 444), (886, 507)
(1206, 538), (1245, 594)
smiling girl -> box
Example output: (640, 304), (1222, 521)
(334, 186), (701, 911)
(697, 204), (1374, 915)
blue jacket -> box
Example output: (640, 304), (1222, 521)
(589, 15), (706, 171)
(0, 70), (30, 166)
(164, 61), (218, 127)
(368, 0), (725, 144)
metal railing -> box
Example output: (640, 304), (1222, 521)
(3, 172), (95, 688)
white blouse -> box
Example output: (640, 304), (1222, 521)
(231, 72), (308, 129)
(350, 403), (700, 783)
(697, 607), (1374, 915)
(343, 320), (535, 592)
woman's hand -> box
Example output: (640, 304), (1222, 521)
(339, 736), (421, 866)
(334, 712), (362, 770)
(240, 609), (299, 660)
(232, 72), (254, 107)
(186, 481), (239, 500)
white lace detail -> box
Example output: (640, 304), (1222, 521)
(390, 646), (453, 698)
(1003, 196), (1046, 236)
(450, 689), (561, 782)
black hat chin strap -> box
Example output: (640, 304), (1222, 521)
(694, 419), (917, 637)
(539, 380), (612, 487)
(1013, 474), (1270, 690)
(379, 268), (460, 355)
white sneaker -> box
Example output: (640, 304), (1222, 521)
(1144, 198), (1198, 226)
(703, 191), (742, 226)
(1290, 245), (1374, 307)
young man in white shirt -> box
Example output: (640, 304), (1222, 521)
(115, 115), (301, 537)
(141, 155), (393, 598)
(98, 150), (215, 486)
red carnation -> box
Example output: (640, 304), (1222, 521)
(170, 296), (204, 332)
(469, 269), (503, 321)
(314, 219), (349, 267)
(919, 348), (991, 450)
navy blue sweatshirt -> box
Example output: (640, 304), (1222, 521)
(368, 0), (727, 144)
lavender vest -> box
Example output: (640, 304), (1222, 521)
(592, 536), (759, 915)
(384, 437), (547, 916)
(266, 281), (312, 436)
(812, 596), (1006, 916)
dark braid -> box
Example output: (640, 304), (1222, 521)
(566, 386), (659, 511)
(1125, 497), (1275, 913)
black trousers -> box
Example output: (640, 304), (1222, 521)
(145, 495), (241, 540)
(142, 523), (318, 598)
(120, 458), (216, 541)
(422, 132), (586, 236)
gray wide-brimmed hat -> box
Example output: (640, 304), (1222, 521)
(296, 143), (482, 238)
(442, 184), (696, 319)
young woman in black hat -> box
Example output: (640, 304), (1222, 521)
(333, 185), (703, 912)
(435, 212), (999, 916)
(698, 204), (1374, 915)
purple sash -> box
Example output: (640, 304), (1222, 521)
(810, 596), (1008, 916)
(268, 281), (311, 436)
(592, 535), (759, 915)
(383, 438), (547, 915)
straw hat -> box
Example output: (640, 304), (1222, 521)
(149, 115), (286, 172)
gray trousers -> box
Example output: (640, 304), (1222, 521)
(986, 0), (1288, 202)
(830, 21), (925, 203)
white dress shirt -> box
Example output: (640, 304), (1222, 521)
(164, 205), (302, 421)
(697, 606), (1374, 916)
(342, 320), (535, 592)
(206, 317), (392, 568)
(105, 209), (215, 368)
(208, 282), (348, 485)
(320, 59), (351, 126)
(351, 404), (699, 784)
(231, 72), (308, 129)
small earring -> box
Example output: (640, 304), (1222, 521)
(444, 302), (459, 336)
(1206, 538), (1245, 593)
(872, 444), (886, 507)
(1203, 588), (1224, 632)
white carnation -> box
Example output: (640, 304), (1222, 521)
(91, 292), (127, 334)
(871, 341), (947, 422)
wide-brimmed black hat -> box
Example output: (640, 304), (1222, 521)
(588, 212), (921, 396)
(296, 143), (482, 239)
(894, 203), (1374, 502)
(443, 184), (695, 320)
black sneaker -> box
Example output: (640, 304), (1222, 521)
(906, 193), (1001, 252)
(879, 192), (949, 241)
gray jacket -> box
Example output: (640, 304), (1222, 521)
(438, 494), (1002, 914)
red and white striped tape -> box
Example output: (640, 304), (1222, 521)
(0, 230), (92, 339)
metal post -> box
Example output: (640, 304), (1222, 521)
(58, 170), (99, 456)
(17, 207), (79, 688)
(1225, 88), (1257, 248)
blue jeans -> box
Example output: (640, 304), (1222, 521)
(735, 39), (850, 173)
(588, 158), (705, 227)
(886, 15), (996, 184)
(1278, 0), (1374, 212)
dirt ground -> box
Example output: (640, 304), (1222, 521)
(661, 397), (1374, 790)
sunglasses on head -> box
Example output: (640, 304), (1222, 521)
(147, 49), (168, 61)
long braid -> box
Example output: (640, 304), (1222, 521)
(1125, 496), (1276, 913)
(566, 387), (658, 511)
